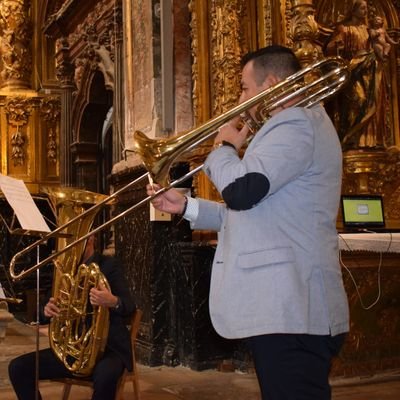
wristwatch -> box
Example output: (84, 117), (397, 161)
(114, 296), (121, 310)
(213, 140), (236, 151)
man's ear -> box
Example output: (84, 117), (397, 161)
(262, 74), (279, 89)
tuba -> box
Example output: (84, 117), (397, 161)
(43, 187), (110, 376)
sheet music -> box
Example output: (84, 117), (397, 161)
(0, 174), (50, 233)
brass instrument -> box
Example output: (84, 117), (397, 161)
(43, 187), (110, 376)
(9, 56), (349, 282)
(133, 56), (350, 186)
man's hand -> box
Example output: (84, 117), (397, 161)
(44, 297), (60, 318)
(146, 183), (187, 215)
(90, 282), (118, 308)
(213, 116), (250, 152)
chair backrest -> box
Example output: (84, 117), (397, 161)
(130, 308), (143, 346)
(115, 308), (143, 400)
(54, 308), (143, 400)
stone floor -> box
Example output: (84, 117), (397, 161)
(1, 319), (400, 399)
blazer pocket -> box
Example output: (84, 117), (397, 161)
(238, 246), (295, 269)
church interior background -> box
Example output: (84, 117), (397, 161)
(0, 0), (400, 383)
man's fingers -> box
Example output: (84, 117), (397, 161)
(44, 302), (60, 317)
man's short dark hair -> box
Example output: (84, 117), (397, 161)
(241, 45), (301, 85)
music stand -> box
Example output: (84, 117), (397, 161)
(0, 175), (55, 400)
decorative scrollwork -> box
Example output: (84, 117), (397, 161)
(210, 0), (243, 116)
(0, 0), (32, 88)
(55, 37), (75, 86)
(4, 97), (31, 125)
(10, 129), (25, 166)
(41, 97), (61, 164)
(4, 97), (32, 166)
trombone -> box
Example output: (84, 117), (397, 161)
(9, 56), (349, 281)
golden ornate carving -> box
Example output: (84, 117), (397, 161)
(287, 1), (400, 230)
(210, 0), (243, 116)
(189, 0), (209, 126)
(10, 130), (25, 166)
(55, 37), (75, 86)
(0, 0), (32, 89)
(315, 0), (400, 151)
(4, 97), (32, 166)
(290, 0), (322, 65)
(188, 0), (212, 206)
(41, 97), (61, 164)
(73, 58), (85, 95)
(324, 2), (386, 150)
(258, 1), (273, 46)
(53, 0), (116, 92)
(188, 1), (246, 205)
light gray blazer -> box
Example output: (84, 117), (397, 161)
(193, 105), (349, 339)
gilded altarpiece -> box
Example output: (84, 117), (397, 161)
(0, 0), (61, 191)
(0, 95), (60, 188)
(190, 0), (400, 216)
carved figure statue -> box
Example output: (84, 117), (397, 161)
(369, 15), (398, 62)
(325, 0), (387, 150)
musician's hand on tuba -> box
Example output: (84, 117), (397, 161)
(89, 282), (118, 308)
(44, 297), (60, 318)
(146, 183), (187, 215)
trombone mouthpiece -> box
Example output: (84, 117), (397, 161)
(240, 111), (263, 135)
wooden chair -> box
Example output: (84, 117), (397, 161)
(53, 308), (143, 400)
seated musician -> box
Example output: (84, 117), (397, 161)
(8, 234), (136, 400)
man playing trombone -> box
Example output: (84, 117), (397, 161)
(147, 45), (349, 400)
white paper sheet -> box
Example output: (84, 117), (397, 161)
(0, 174), (50, 233)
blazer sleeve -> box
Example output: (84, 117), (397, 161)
(100, 255), (136, 318)
(204, 107), (314, 199)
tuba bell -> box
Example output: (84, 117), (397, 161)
(42, 187), (110, 376)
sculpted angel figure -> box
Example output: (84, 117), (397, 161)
(369, 15), (398, 62)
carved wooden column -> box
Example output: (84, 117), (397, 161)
(115, 0), (226, 369)
(113, 0), (123, 164)
(40, 96), (61, 179)
(290, 0), (322, 66)
(0, 0), (32, 90)
(121, 0), (135, 146)
(189, 0), (244, 209)
(55, 38), (75, 186)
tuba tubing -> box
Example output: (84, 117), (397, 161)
(9, 56), (349, 281)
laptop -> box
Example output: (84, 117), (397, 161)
(340, 195), (386, 232)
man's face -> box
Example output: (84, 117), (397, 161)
(239, 60), (274, 119)
(239, 61), (264, 103)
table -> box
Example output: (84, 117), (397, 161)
(339, 233), (400, 253)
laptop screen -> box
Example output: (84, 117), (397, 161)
(341, 195), (385, 228)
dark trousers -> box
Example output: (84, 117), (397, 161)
(8, 347), (125, 400)
(246, 333), (346, 400)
